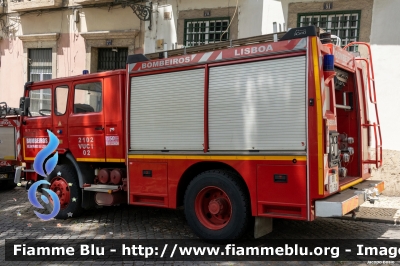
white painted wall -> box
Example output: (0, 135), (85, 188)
(144, 2), (177, 53)
(262, 0), (285, 34)
(280, 0), (304, 24)
(370, 0), (400, 151)
(237, 0), (263, 38)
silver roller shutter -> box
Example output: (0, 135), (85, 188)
(209, 56), (306, 151)
(130, 69), (204, 150)
(0, 127), (16, 159)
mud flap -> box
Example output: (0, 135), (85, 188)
(254, 217), (273, 238)
(82, 190), (96, 210)
(14, 166), (22, 184)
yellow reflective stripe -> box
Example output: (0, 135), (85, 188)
(106, 158), (126, 162)
(340, 178), (363, 191)
(76, 158), (105, 162)
(128, 155), (306, 161)
(22, 138), (26, 160)
(311, 37), (324, 195)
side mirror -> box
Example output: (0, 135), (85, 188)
(19, 97), (30, 116)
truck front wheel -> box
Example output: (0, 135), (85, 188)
(184, 170), (250, 240)
(46, 164), (83, 219)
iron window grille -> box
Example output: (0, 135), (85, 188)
(28, 48), (52, 117)
(98, 48), (128, 71)
(184, 18), (230, 47)
(28, 48), (52, 82)
(298, 11), (361, 51)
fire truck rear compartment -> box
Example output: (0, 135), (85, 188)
(316, 63), (381, 217)
(328, 67), (368, 188)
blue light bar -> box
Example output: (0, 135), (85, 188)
(83, 70), (89, 74)
(323, 55), (334, 71)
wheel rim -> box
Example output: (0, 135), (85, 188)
(49, 177), (71, 209)
(194, 186), (232, 230)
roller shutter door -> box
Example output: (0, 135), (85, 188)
(0, 127), (16, 159)
(209, 56), (306, 151)
(130, 69), (204, 150)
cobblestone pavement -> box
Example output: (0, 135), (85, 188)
(1, 185), (400, 266)
(340, 195), (400, 224)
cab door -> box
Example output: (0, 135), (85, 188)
(68, 79), (105, 162)
(22, 86), (53, 162)
(52, 84), (69, 151)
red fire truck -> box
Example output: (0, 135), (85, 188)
(7, 26), (384, 240)
(0, 104), (21, 190)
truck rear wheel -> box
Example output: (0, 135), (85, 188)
(45, 165), (83, 219)
(0, 180), (17, 190)
(184, 170), (250, 240)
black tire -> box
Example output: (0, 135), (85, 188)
(184, 169), (250, 241)
(44, 164), (83, 219)
(7, 180), (17, 189)
(0, 180), (17, 190)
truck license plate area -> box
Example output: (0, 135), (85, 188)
(0, 173), (8, 179)
(315, 180), (384, 217)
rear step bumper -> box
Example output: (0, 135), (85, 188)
(315, 180), (384, 217)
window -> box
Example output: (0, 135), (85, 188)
(55, 86), (69, 116)
(74, 82), (102, 113)
(298, 11), (360, 51)
(184, 18), (230, 47)
(28, 49), (52, 81)
(98, 48), (128, 72)
(29, 88), (51, 117)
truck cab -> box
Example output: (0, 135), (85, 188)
(14, 70), (126, 216)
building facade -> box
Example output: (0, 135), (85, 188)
(0, 0), (284, 108)
(280, 0), (400, 151)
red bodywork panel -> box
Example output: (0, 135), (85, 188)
(128, 157), (308, 220)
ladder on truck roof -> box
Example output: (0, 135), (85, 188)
(144, 26), (328, 60)
(344, 42), (382, 169)
(144, 31), (287, 60)
(0, 102), (21, 118)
